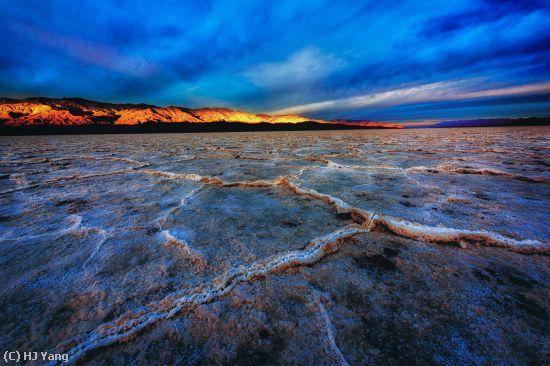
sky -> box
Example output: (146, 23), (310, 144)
(1, 0), (549, 122)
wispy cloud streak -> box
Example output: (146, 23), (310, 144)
(271, 81), (550, 115)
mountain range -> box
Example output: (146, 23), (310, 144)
(419, 117), (550, 128)
(0, 97), (403, 129)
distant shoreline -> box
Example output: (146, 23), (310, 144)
(407, 116), (550, 129)
(0, 121), (400, 136)
(2, 121), (549, 136)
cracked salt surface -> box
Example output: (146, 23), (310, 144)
(0, 128), (549, 365)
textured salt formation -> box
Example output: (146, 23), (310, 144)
(312, 292), (350, 366)
(162, 230), (206, 268)
(1, 168), (135, 195)
(80, 232), (112, 286)
(324, 159), (550, 184)
(0, 127), (549, 365)
(300, 158), (549, 241)
(0, 214), (83, 243)
(406, 163), (550, 184)
(156, 185), (204, 230)
(139, 168), (549, 254)
(368, 214), (547, 254)
(44, 226), (367, 365)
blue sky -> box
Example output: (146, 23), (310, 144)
(1, 0), (549, 121)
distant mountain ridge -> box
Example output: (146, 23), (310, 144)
(328, 119), (404, 129)
(0, 97), (402, 129)
(420, 117), (550, 128)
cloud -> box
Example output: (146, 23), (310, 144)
(37, 30), (159, 78)
(244, 47), (343, 90)
(1, 0), (549, 120)
(421, 0), (545, 37)
(271, 80), (550, 115)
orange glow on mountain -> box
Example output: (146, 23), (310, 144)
(328, 119), (405, 129)
(0, 98), (402, 128)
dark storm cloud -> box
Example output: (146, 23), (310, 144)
(422, 0), (547, 37)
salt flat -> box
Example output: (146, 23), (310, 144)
(1, 127), (549, 365)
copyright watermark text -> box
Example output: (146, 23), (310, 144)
(3, 351), (68, 363)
